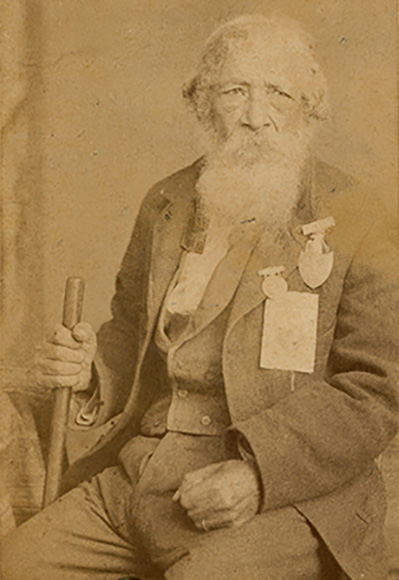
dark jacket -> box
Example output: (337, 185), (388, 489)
(65, 158), (399, 580)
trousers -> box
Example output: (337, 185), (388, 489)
(0, 432), (341, 580)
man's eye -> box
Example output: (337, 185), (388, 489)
(277, 89), (293, 100)
(270, 86), (293, 100)
(222, 87), (246, 96)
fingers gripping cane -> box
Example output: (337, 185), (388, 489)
(42, 277), (85, 507)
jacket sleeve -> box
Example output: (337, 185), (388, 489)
(69, 184), (167, 429)
(232, 217), (399, 511)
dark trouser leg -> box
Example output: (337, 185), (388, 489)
(0, 431), (342, 580)
(165, 506), (340, 580)
(0, 477), (160, 580)
(116, 433), (340, 579)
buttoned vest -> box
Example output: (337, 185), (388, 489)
(139, 229), (257, 438)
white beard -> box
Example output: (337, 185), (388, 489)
(197, 125), (313, 236)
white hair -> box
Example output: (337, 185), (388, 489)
(183, 14), (329, 128)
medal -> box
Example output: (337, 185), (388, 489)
(299, 216), (335, 289)
(258, 266), (287, 299)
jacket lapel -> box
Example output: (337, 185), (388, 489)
(147, 196), (194, 328)
(185, 227), (260, 340)
(146, 158), (337, 346)
(226, 162), (321, 336)
(226, 228), (302, 335)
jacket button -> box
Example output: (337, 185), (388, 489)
(200, 415), (212, 426)
(177, 388), (188, 398)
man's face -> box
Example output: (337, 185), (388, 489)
(209, 34), (309, 159)
(198, 31), (315, 229)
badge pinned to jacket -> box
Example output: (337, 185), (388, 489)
(258, 267), (319, 374)
(299, 216), (335, 289)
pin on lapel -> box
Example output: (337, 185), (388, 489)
(299, 216), (335, 289)
(258, 266), (287, 299)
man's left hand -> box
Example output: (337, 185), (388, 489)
(173, 459), (261, 532)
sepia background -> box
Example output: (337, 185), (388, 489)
(1, 0), (398, 567)
(1, 0), (397, 366)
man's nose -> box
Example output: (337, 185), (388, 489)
(241, 93), (273, 131)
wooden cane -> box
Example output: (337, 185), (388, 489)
(42, 277), (85, 507)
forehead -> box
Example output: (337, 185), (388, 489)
(217, 32), (306, 97)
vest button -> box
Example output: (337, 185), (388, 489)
(200, 415), (212, 426)
(177, 388), (188, 398)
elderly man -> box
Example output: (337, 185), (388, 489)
(1, 14), (398, 580)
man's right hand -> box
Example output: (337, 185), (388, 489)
(32, 322), (97, 393)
